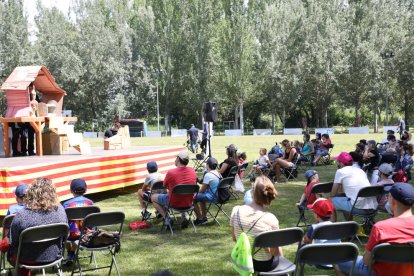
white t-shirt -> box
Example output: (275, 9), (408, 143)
(334, 166), (377, 209)
(257, 155), (269, 166)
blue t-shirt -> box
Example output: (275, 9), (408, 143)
(63, 196), (94, 240)
(6, 203), (25, 216)
(203, 171), (221, 201)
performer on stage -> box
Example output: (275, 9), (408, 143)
(104, 123), (121, 138)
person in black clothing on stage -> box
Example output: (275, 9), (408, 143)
(104, 123), (121, 138)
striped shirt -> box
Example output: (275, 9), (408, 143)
(230, 205), (279, 261)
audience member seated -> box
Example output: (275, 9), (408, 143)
(272, 139), (297, 183)
(62, 178), (94, 264)
(7, 184), (28, 216)
(296, 170), (320, 209)
(137, 161), (165, 220)
(312, 133), (332, 165)
(230, 175), (280, 273)
(193, 157), (222, 225)
(151, 151), (197, 229)
(336, 183), (414, 276)
(328, 152), (377, 220)
(395, 144), (413, 181)
(382, 130), (395, 144)
(8, 178), (68, 276)
(247, 148), (271, 177)
(219, 144), (239, 178)
(303, 198), (339, 245)
(384, 134), (397, 151)
(375, 163), (394, 212)
(349, 151), (363, 169)
(363, 140), (380, 184)
(300, 133), (314, 162)
(268, 142), (283, 159)
(355, 142), (365, 155)
(238, 152), (247, 178)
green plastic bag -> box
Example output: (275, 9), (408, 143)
(231, 232), (254, 276)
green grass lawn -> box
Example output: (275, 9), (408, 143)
(4, 133), (392, 275)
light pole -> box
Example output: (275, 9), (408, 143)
(156, 78), (160, 131)
(381, 50), (395, 126)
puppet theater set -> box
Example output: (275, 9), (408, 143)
(0, 66), (182, 215)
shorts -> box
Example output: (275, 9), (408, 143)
(316, 149), (328, 156)
(157, 194), (169, 206)
(195, 193), (213, 203)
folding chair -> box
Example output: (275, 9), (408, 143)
(295, 243), (359, 276)
(318, 144), (334, 166)
(142, 181), (165, 221)
(15, 223), (69, 276)
(237, 162), (249, 177)
(368, 242), (414, 276)
(281, 154), (300, 182)
(252, 227), (303, 275)
(71, 211), (125, 276)
(346, 185), (384, 238)
(161, 184), (199, 236)
(296, 182), (333, 227)
(311, 221), (359, 241)
(228, 166), (240, 200)
(0, 214), (15, 274)
(65, 206), (101, 266)
(206, 177), (233, 226)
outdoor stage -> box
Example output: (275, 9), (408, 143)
(0, 145), (184, 215)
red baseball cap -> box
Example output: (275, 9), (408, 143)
(307, 198), (334, 218)
(332, 152), (353, 165)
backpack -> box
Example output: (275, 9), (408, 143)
(231, 208), (266, 276)
(392, 169), (408, 183)
(218, 185), (231, 203)
(80, 229), (121, 252)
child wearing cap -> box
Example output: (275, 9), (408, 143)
(6, 184), (28, 216)
(376, 163), (395, 212)
(137, 161), (165, 220)
(303, 198), (339, 245)
(63, 178), (94, 264)
(296, 170), (320, 209)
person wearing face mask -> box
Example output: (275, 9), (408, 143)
(328, 152), (377, 220)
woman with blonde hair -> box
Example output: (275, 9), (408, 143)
(230, 175), (281, 272)
(9, 177), (67, 275)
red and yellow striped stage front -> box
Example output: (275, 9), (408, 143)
(0, 146), (184, 215)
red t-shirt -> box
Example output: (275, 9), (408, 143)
(163, 166), (197, 207)
(366, 216), (414, 276)
(304, 181), (320, 205)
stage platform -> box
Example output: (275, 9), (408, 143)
(0, 145), (184, 215)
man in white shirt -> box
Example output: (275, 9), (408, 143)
(329, 152), (377, 219)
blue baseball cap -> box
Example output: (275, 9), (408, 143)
(304, 170), (317, 180)
(70, 178), (87, 193)
(14, 184), (28, 198)
(390, 183), (414, 205)
(147, 161), (158, 172)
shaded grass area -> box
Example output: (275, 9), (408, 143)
(4, 134), (392, 275)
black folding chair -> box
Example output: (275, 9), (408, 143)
(347, 185), (384, 239)
(65, 206), (101, 266)
(161, 184), (199, 235)
(296, 182), (333, 227)
(281, 154), (301, 182)
(318, 144), (334, 166)
(71, 211), (125, 276)
(15, 223), (69, 276)
(206, 177), (233, 226)
(368, 243), (414, 276)
(311, 221), (359, 241)
(142, 181), (165, 221)
(238, 162), (249, 175)
(252, 227), (304, 275)
(0, 214), (15, 275)
(227, 166), (240, 200)
(295, 243), (359, 276)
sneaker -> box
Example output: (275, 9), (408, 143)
(181, 217), (189, 229)
(194, 217), (208, 226)
(141, 210), (152, 221)
(155, 211), (162, 219)
(63, 252), (75, 265)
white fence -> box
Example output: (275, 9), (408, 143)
(348, 127), (369, 134)
(315, 128), (335, 135)
(225, 129), (242, 136)
(383, 126), (398, 134)
(283, 128), (302, 135)
(147, 131), (162, 137)
(171, 129), (187, 137)
(253, 129), (272, 135)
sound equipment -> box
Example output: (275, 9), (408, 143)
(203, 102), (217, 123)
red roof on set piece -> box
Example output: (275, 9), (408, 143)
(0, 66), (66, 95)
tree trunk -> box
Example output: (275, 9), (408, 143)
(405, 92), (410, 131)
(374, 103), (378, 133)
(271, 113), (275, 134)
(164, 113), (170, 133)
(239, 102), (244, 135)
(234, 106), (239, 129)
(323, 109), (328, 128)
